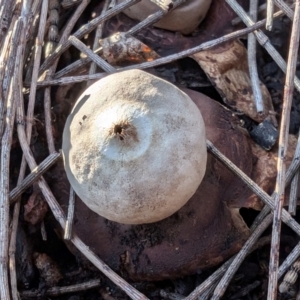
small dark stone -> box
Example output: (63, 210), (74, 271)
(250, 120), (278, 150)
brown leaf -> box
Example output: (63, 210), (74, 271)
(192, 40), (277, 125)
(100, 32), (160, 66)
(244, 135), (298, 210)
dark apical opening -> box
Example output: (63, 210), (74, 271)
(114, 124), (124, 140)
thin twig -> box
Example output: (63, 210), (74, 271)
(274, 0), (294, 19)
(64, 187), (75, 240)
(268, 2), (300, 298)
(201, 284), (218, 300)
(43, 0), (91, 155)
(248, 0), (263, 113)
(27, 0), (48, 150)
(206, 137), (300, 297)
(0, 6), (26, 298)
(7, 4), (33, 298)
(54, 0), (196, 80)
(225, 0), (300, 93)
(211, 213), (273, 299)
(0, 5), (23, 137)
(266, 0), (274, 30)
(69, 35), (116, 72)
(8, 2), (48, 298)
(2, 65), (18, 300)
(88, 0), (110, 83)
(44, 0), (60, 59)
(251, 131), (300, 232)
(9, 152), (61, 203)
(288, 170), (299, 215)
(43, 0), (59, 154)
(34, 72), (108, 87)
(0, 26), (13, 137)
(185, 236), (272, 300)
(57, 0), (187, 80)
(54, 49), (103, 78)
(38, 0), (141, 74)
(24, 0), (41, 73)
(279, 242), (300, 280)
(20, 279), (101, 297)
(0, 0), (17, 48)
(185, 217), (269, 300)
(52, 6), (288, 82)
(206, 140), (300, 237)
(232, 3), (267, 25)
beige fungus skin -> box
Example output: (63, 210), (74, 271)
(62, 70), (207, 224)
(117, 0), (212, 35)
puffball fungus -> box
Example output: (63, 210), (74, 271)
(62, 69), (207, 224)
(117, 0), (212, 35)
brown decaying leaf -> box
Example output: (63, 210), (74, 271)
(100, 32), (160, 66)
(192, 39), (277, 125)
(244, 134), (299, 210)
(24, 191), (48, 225)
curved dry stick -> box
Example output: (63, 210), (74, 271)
(64, 187), (75, 240)
(0, 5), (24, 137)
(0, 10), (25, 299)
(248, 0), (263, 113)
(275, 0), (294, 19)
(9, 2), (49, 299)
(88, 0), (110, 80)
(20, 279), (101, 297)
(266, 0), (274, 30)
(9, 152), (61, 204)
(0, 0), (17, 48)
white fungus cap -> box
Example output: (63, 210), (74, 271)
(62, 70), (207, 224)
